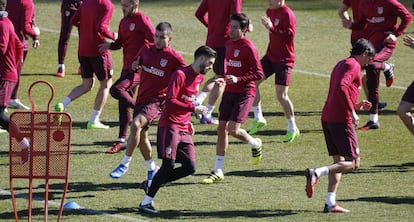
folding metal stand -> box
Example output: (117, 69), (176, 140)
(9, 80), (72, 222)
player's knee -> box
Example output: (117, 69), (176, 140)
(396, 105), (409, 119)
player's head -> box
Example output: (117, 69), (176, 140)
(230, 13), (250, 40)
(0, 0), (6, 11)
(155, 22), (173, 50)
(268, 0), (285, 10)
(351, 38), (375, 67)
(193, 46), (217, 74)
(121, 0), (139, 18)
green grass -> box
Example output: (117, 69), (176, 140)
(1, 0), (414, 221)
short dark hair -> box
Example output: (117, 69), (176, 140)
(351, 38), (375, 57)
(0, 0), (6, 11)
(231, 13), (250, 29)
(156, 22), (172, 35)
(194, 45), (217, 60)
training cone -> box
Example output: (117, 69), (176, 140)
(63, 201), (81, 209)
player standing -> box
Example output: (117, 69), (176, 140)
(138, 45), (216, 214)
(56, 0), (83, 77)
(305, 39), (375, 213)
(109, 22), (186, 191)
(101, 0), (155, 153)
(194, 0), (242, 124)
(6, 0), (40, 110)
(344, 0), (412, 130)
(0, 0), (30, 163)
(202, 13), (264, 184)
(249, 0), (299, 143)
(55, 0), (117, 129)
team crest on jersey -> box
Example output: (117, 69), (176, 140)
(273, 18), (279, 26)
(130, 23), (135, 31)
(377, 7), (383, 15)
(160, 58), (168, 67)
(234, 49), (240, 57)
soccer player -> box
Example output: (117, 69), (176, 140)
(0, 0), (30, 163)
(338, 0), (388, 110)
(397, 34), (414, 136)
(194, 0), (242, 124)
(101, 0), (155, 154)
(202, 13), (264, 184)
(248, 0), (299, 143)
(305, 38), (375, 213)
(109, 22), (186, 189)
(138, 45), (216, 214)
(55, 0), (117, 129)
(56, 0), (83, 77)
(6, 0), (40, 110)
(345, 0), (412, 130)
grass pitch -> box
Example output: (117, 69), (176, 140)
(0, 0), (413, 221)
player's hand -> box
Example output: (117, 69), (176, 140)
(131, 59), (142, 73)
(261, 16), (272, 31)
(351, 110), (359, 126)
(225, 75), (237, 84)
(342, 19), (352, 29)
(114, 32), (118, 40)
(98, 42), (110, 54)
(214, 77), (225, 86)
(194, 105), (208, 116)
(384, 33), (397, 43)
(188, 122), (195, 135)
(33, 25), (40, 35)
(354, 100), (372, 111)
(403, 35), (414, 49)
(32, 39), (40, 49)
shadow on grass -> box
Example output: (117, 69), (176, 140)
(138, 209), (298, 220)
(354, 162), (414, 174)
(342, 196), (414, 205)
(225, 168), (304, 178)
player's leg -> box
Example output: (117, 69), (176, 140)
(109, 114), (146, 178)
(87, 54), (114, 129)
(276, 84), (299, 142)
(249, 79), (267, 135)
(397, 100), (414, 136)
(57, 9), (75, 77)
(9, 50), (29, 110)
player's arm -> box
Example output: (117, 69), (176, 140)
(141, 16), (155, 44)
(0, 26), (9, 55)
(21, 1), (38, 38)
(236, 48), (264, 83)
(96, 3), (117, 41)
(262, 11), (295, 41)
(338, 3), (352, 29)
(108, 23), (122, 50)
(391, 1), (412, 37)
(166, 71), (196, 112)
(195, 0), (208, 27)
(70, 6), (81, 27)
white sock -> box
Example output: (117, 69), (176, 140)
(252, 105), (264, 120)
(195, 91), (207, 105)
(117, 138), (126, 143)
(287, 117), (297, 132)
(89, 109), (101, 124)
(205, 104), (214, 118)
(214, 155), (225, 173)
(369, 114), (379, 123)
(141, 195), (153, 205)
(58, 64), (65, 69)
(19, 137), (30, 149)
(248, 137), (260, 148)
(121, 155), (132, 168)
(145, 159), (156, 171)
(315, 166), (329, 177)
(62, 97), (71, 109)
(326, 192), (336, 207)
(384, 63), (390, 71)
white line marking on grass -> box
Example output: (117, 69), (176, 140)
(38, 26), (409, 91)
(0, 189), (148, 222)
